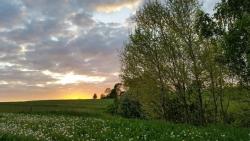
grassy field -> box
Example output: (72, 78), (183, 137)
(0, 99), (249, 141)
(0, 99), (113, 118)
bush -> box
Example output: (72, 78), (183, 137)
(158, 96), (201, 124)
(119, 96), (145, 119)
(233, 108), (250, 127)
(107, 95), (145, 119)
(107, 101), (118, 115)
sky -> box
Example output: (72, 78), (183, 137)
(0, 0), (219, 102)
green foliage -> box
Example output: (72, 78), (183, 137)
(0, 99), (249, 140)
(120, 0), (250, 126)
(107, 93), (145, 119)
(195, 10), (217, 38)
(222, 87), (250, 127)
(121, 0), (230, 125)
(0, 113), (249, 141)
(118, 96), (145, 119)
(106, 101), (119, 115)
(233, 108), (250, 127)
(214, 0), (250, 85)
(215, 0), (250, 21)
(221, 14), (250, 84)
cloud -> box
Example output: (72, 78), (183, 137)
(0, 1), (128, 100)
(69, 12), (95, 27)
(42, 70), (106, 85)
(0, 0), (25, 28)
(95, 0), (142, 13)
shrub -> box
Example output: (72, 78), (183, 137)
(119, 96), (145, 119)
(107, 94), (145, 119)
(233, 108), (250, 127)
(107, 101), (119, 115)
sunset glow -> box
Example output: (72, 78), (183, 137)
(63, 92), (91, 100)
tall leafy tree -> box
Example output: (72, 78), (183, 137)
(215, 0), (250, 86)
(121, 0), (208, 124)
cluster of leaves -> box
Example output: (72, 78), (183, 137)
(120, 0), (250, 126)
(197, 0), (250, 86)
(108, 93), (145, 119)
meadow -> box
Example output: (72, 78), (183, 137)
(0, 99), (249, 141)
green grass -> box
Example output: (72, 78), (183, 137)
(0, 99), (249, 141)
(0, 99), (113, 118)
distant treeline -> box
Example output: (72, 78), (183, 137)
(92, 83), (123, 99)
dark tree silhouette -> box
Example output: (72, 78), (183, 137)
(93, 93), (97, 99)
(106, 83), (123, 99)
(100, 94), (106, 99)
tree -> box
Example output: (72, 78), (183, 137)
(195, 10), (229, 122)
(121, 0), (234, 124)
(121, 0), (206, 123)
(93, 93), (97, 99)
(104, 88), (111, 95)
(194, 0), (250, 122)
(105, 83), (123, 99)
(214, 0), (250, 86)
(100, 94), (106, 99)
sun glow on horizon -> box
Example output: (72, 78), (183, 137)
(62, 92), (91, 100)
